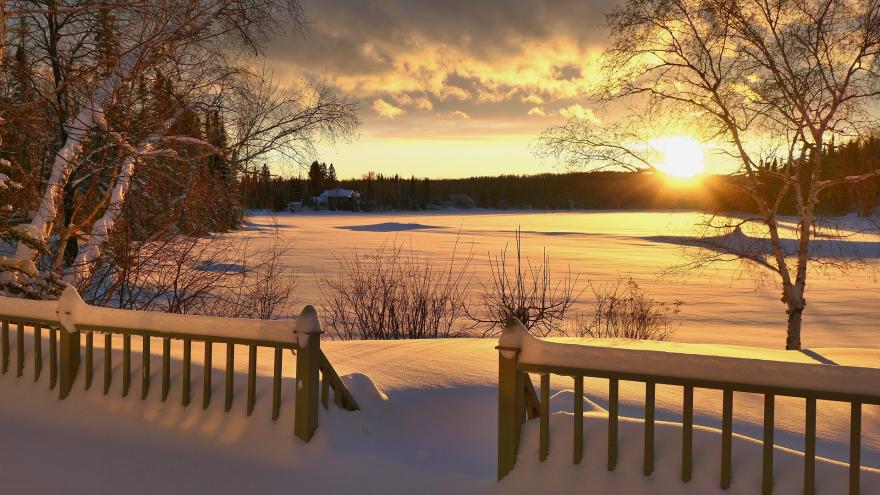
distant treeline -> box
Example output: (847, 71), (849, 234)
(241, 137), (880, 216)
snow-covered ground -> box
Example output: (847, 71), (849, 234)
(241, 210), (880, 349)
(0, 330), (877, 494)
(2, 210), (879, 493)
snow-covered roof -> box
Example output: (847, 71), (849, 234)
(319, 189), (360, 198)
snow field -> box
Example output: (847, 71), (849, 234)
(238, 210), (880, 350)
(1, 327), (877, 494)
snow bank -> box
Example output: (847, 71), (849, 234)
(0, 331), (877, 494)
(502, 319), (880, 399)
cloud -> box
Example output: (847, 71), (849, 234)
(394, 94), (434, 111)
(559, 104), (600, 123)
(438, 110), (471, 120)
(528, 107), (547, 117)
(373, 99), (406, 119)
(267, 0), (608, 126)
(552, 63), (583, 80)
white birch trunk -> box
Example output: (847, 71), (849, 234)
(67, 109), (189, 283)
(12, 46), (146, 263)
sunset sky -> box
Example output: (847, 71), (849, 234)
(266, 0), (613, 179)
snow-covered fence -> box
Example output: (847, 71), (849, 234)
(0, 287), (357, 442)
(496, 318), (880, 494)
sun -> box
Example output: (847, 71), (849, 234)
(649, 136), (705, 178)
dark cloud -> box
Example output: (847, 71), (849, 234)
(552, 63), (583, 81)
(268, 0), (612, 127)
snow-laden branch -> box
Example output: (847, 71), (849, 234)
(11, 1), (232, 265)
(11, 39), (149, 263)
(67, 109), (190, 284)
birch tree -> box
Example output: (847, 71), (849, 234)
(539, 0), (880, 349)
(1, 0), (358, 298)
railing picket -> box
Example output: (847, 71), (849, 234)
(225, 343), (234, 412)
(540, 373), (550, 462)
(334, 382), (343, 407)
(1, 320), (8, 374)
(608, 378), (619, 471)
(763, 394), (775, 495)
(16, 322), (24, 377)
(182, 339), (191, 406)
(141, 336), (151, 400)
(318, 352), (359, 411)
(203, 341), (212, 409)
(49, 327), (57, 389)
(85, 331), (93, 390)
(272, 347), (282, 420)
(644, 380), (656, 476)
(721, 389), (733, 490)
(58, 323), (81, 400)
(321, 369), (329, 409)
(850, 402), (861, 495)
(524, 376), (540, 420)
(573, 375), (584, 465)
(682, 385), (694, 482)
(103, 333), (112, 395)
(247, 345), (256, 416)
(122, 333), (131, 397)
(162, 337), (170, 401)
(34, 323), (42, 381)
(804, 397), (816, 495)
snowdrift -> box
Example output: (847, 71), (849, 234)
(0, 330), (878, 494)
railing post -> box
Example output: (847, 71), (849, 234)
(294, 305), (321, 443)
(57, 287), (83, 400)
(498, 317), (529, 480)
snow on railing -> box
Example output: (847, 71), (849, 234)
(2, 286), (298, 345)
(0, 287), (357, 443)
(497, 318), (880, 494)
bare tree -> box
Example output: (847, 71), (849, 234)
(468, 229), (581, 337)
(539, 0), (880, 349)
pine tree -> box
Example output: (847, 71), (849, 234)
(308, 160), (324, 198)
(327, 163), (337, 187)
(422, 178), (431, 208)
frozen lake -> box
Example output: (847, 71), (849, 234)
(234, 210), (880, 350)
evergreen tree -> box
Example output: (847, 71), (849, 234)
(307, 160), (324, 198)
(327, 163), (337, 187)
(422, 178), (431, 208)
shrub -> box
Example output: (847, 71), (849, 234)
(318, 241), (472, 340)
(469, 229), (580, 337)
(569, 277), (682, 341)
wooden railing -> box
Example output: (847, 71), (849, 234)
(496, 318), (880, 494)
(0, 286), (357, 442)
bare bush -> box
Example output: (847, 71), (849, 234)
(233, 238), (298, 320)
(82, 230), (297, 320)
(568, 277), (682, 341)
(469, 229), (580, 337)
(318, 241), (472, 340)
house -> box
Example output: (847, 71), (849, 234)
(313, 188), (361, 210)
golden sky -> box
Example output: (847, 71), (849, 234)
(266, 0), (615, 179)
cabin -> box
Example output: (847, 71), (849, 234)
(314, 188), (361, 210)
